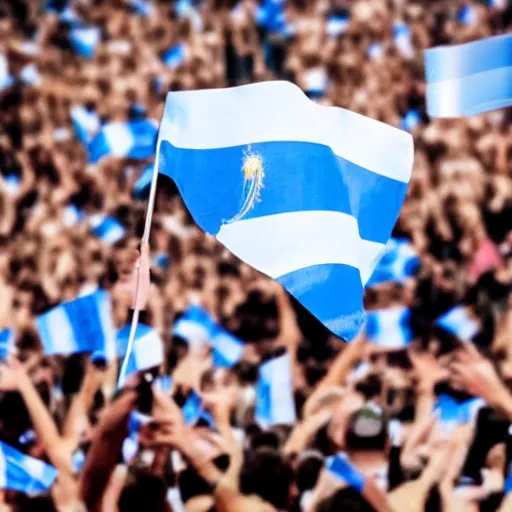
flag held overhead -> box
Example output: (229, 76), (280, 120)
(156, 81), (413, 341)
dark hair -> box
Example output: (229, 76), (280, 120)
(118, 474), (168, 512)
(240, 449), (293, 510)
(15, 495), (57, 512)
(295, 454), (324, 492)
(178, 455), (230, 503)
(316, 487), (375, 512)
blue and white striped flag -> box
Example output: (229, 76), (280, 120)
(366, 238), (419, 287)
(71, 105), (101, 145)
(182, 390), (215, 427)
(173, 306), (215, 345)
(134, 164), (153, 197)
(36, 289), (116, 359)
(173, 307), (243, 367)
(89, 214), (126, 244)
(434, 394), (484, 429)
(255, 352), (296, 427)
(326, 453), (365, 493)
(393, 21), (414, 59)
(163, 44), (187, 69)
(0, 329), (15, 361)
(88, 119), (157, 164)
(69, 26), (101, 59)
(117, 324), (164, 377)
(365, 307), (413, 348)
(401, 109), (421, 132)
(436, 306), (479, 342)
(157, 81), (413, 341)
(425, 33), (512, 118)
(0, 442), (58, 495)
(210, 325), (244, 368)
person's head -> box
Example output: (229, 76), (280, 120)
(240, 448), (294, 510)
(118, 474), (168, 512)
(316, 487), (375, 512)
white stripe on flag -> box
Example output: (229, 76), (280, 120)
(41, 306), (76, 354)
(103, 124), (135, 156)
(158, 81), (412, 183)
(217, 210), (384, 285)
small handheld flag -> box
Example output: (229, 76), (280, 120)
(255, 351), (296, 427)
(157, 81), (413, 341)
(0, 441), (58, 495)
(36, 289), (116, 359)
(366, 238), (419, 287)
(88, 119), (157, 164)
(117, 323), (164, 378)
(69, 26), (101, 59)
(425, 33), (512, 117)
(436, 306), (479, 342)
(365, 307), (413, 349)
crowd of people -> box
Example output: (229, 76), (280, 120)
(0, 0), (511, 510)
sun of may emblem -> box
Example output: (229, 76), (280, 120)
(225, 145), (264, 224)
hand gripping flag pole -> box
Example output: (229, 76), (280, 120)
(117, 141), (161, 387)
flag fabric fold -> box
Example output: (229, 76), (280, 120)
(157, 81), (413, 341)
(0, 442), (58, 495)
(425, 33), (512, 117)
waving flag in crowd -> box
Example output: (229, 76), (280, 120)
(156, 81), (413, 341)
(36, 290), (116, 359)
(366, 238), (419, 287)
(0, 329), (15, 361)
(117, 323), (164, 377)
(365, 307), (413, 348)
(425, 33), (512, 117)
(436, 306), (480, 342)
(0, 442), (58, 495)
(173, 306), (244, 367)
(88, 119), (157, 163)
(255, 351), (296, 427)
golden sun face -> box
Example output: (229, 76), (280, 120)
(242, 155), (263, 179)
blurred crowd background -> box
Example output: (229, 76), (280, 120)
(0, 0), (511, 510)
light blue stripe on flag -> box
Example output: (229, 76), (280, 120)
(366, 238), (419, 287)
(436, 306), (479, 341)
(326, 453), (365, 493)
(182, 390), (215, 427)
(88, 120), (157, 163)
(425, 33), (512, 117)
(326, 16), (349, 37)
(36, 290), (116, 359)
(173, 306), (215, 344)
(71, 105), (100, 145)
(117, 323), (164, 377)
(210, 325), (244, 368)
(434, 394), (484, 428)
(69, 26), (101, 59)
(157, 81), (413, 341)
(90, 215), (126, 244)
(0, 441), (58, 495)
(255, 352), (296, 427)
(366, 307), (413, 348)
(0, 329), (15, 361)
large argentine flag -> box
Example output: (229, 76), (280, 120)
(425, 33), (512, 117)
(0, 441), (58, 495)
(157, 82), (413, 340)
